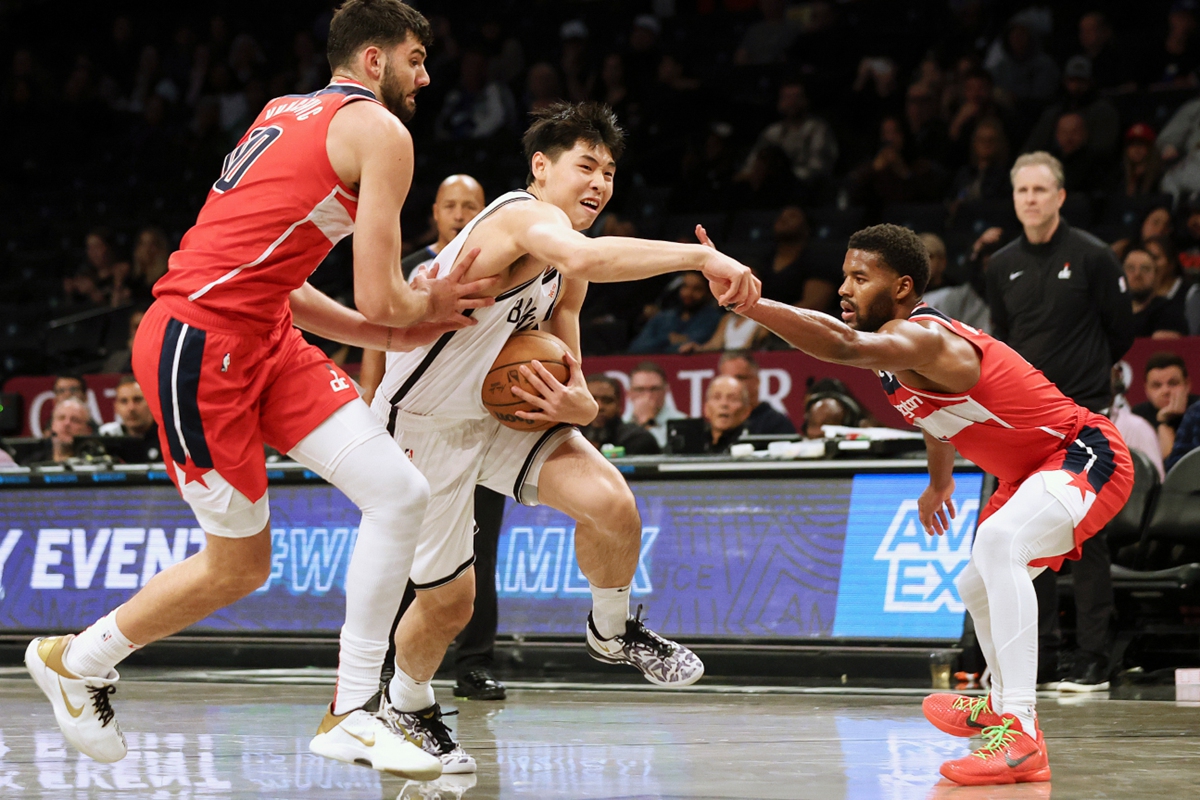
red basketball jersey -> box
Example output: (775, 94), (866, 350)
(153, 81), (381, 332)
(880, 305), (1090, 484)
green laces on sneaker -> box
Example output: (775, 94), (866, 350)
(972, 718), (1018, 759)
(951, 695), (992, 723)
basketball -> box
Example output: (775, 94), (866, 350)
(481, 330), (572, 431)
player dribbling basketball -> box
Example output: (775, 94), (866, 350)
(358, 101), (760, 772)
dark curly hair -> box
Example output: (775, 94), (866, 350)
(523, 102), (626, 185)
(847, 223), (931, 296)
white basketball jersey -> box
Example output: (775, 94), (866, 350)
(376, 190), (564, 427)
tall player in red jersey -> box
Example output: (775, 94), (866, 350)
(24, 1), (492, 781)
(726, 223), (1132, 786)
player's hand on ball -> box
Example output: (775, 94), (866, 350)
(695, 225), (761, 313)
(412, 247), (498, 324)
(510, 352), (598, 426)
(918, 481), (956, 536)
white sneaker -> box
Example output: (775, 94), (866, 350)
(383, 703), (477, 774)
(310, 706), (442, 781)
(586, 606), (705, 687)
(24, 635), (127, 763)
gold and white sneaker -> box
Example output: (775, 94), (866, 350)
(25, 635), (127, 763)
(310, 705), (442, 780)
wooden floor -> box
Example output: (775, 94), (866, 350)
(0, 667), (1196, 799)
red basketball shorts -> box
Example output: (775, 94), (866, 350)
(131, 299), (359, 505)
(979, 414), (1134, 571)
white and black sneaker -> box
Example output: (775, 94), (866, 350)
(586, 605), (705, 687)
(309, 704), (442, 780)
(25, 635), (127, 763)
(383, 702), (476, 774)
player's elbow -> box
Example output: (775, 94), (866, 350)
(557, 247), (599, 280)
(355, 292), (390, 325)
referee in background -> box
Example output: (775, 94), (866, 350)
(986, 151), (1134, 692)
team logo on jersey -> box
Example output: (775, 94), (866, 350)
(324, 364), (350, 393)
(508, 296), (539, 331)
(1057, 262), (1072, 280)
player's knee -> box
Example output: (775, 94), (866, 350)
(369, 459), (431, 522)
(210, 558), (271, 602)
(971, 522), (1018, 575)
(425, 581), (475, 633)
(582, 475), (639, 533)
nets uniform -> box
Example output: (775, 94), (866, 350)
(132, 82), (376, 530)
(371, 190), (580, 587)
(880, 304), (1133, 570)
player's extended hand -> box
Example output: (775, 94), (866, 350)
(510, 352), (598, 426)
(918, 480), (956, 537)
(695, 225), (761, 313)
(387, 317), (476, 350)
(411, 247), (498, 325)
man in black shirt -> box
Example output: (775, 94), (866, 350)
(701, 376), (751, 454)
(1132, 352), (1198, 460)
(986, 151), (1134, 692)
(582, 376), (660, 455)
(717, 350), (796, 435)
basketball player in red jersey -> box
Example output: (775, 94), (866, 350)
(727, 223), (1132, 786)
(24, 1), (493, 781)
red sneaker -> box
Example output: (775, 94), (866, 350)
(922, 693), (1003, 737)
(939, 715), (1051, 786)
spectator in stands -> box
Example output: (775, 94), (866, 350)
(400, 174), (486, 275)
(716, 351), (795, 435)
(753, 206), (838, 314)
(949, 117), (1011, 208)
(1023, 56), (1119, 160)
(1110, 124), (1164, 198)
(130, 226), (170, 300)
(947, 68), (1009, 169)
(1158, 90), (1200, 197)
(700, 376), (751, 454)
(102, 307), (147, 373)
(1144, 234), (1191, 327)
(1141, 1), (1200, 89)
(801, 377), (867, 439)
(524, 62), (563, 114)
(681, 312), (766, 353)
(63, 227), (133, 308)
(52, 375), (87, 407)
(558, 20), (595, 103)
(1132, 352), (1198, 460)
(1050, 111), (1106, 193)
(920, 232), (992, 332)
(848, 115), (947, 212)
(738, 79), (837, 195)
(1125, 248), (1188, 338)
(582, 375), (659, 456)
(734, 0), (799, 65)
(1174, 197), (1200, 277)
(674, 122), (736, 211)
(593, 53), (639, 132)
(1076, 11), (1133, 92)
(1166, 398), (1200, 470)
(23, 397), (94, 466)
(1109, 363), (1165, 480)
(904, 81), (952, 170)
(625, 361), (686, 449)
(988, 151), (1134, 691)
(628, 272), (723, 354)
(434, 49), (516, 141)
(97, 375), (160, 462)
(987, 17), (1060, 107)
(845, 57), (903, 148)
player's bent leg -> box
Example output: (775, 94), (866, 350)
(535, 436), (704, 688)
(28, 495), (273, 763)
(384, 570), (477, 774)
(924, 560), (1004, 737)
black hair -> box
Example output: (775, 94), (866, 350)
(847, 223), (931, 295)
(327, 0), (432, 71)
(523, 102), (625, 185)
(585, 374), (624, 402)
(1145, 351), (1187, 379)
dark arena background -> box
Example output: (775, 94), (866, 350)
(1, 1), (1199, 798)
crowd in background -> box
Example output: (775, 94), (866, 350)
(3, 0), (1200, 463)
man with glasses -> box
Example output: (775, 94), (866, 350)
(624, 361), (686, 449)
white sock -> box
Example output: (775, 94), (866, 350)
(64, 607), (141, 678)
(589, 583), (631, 640)
(332, 627), (388, 716)
(1005, 704), (1038, 738)
(389, 663), (435, 713)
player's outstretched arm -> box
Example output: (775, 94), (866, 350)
(507, 203), (760, 311)
(742, 299), (942, 372)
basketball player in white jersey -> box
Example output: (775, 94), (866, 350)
(362, 102), (760, 771)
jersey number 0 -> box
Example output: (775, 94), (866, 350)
(213, 125), (283, 193)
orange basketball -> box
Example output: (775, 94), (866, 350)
(482, 330), (572, 431)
